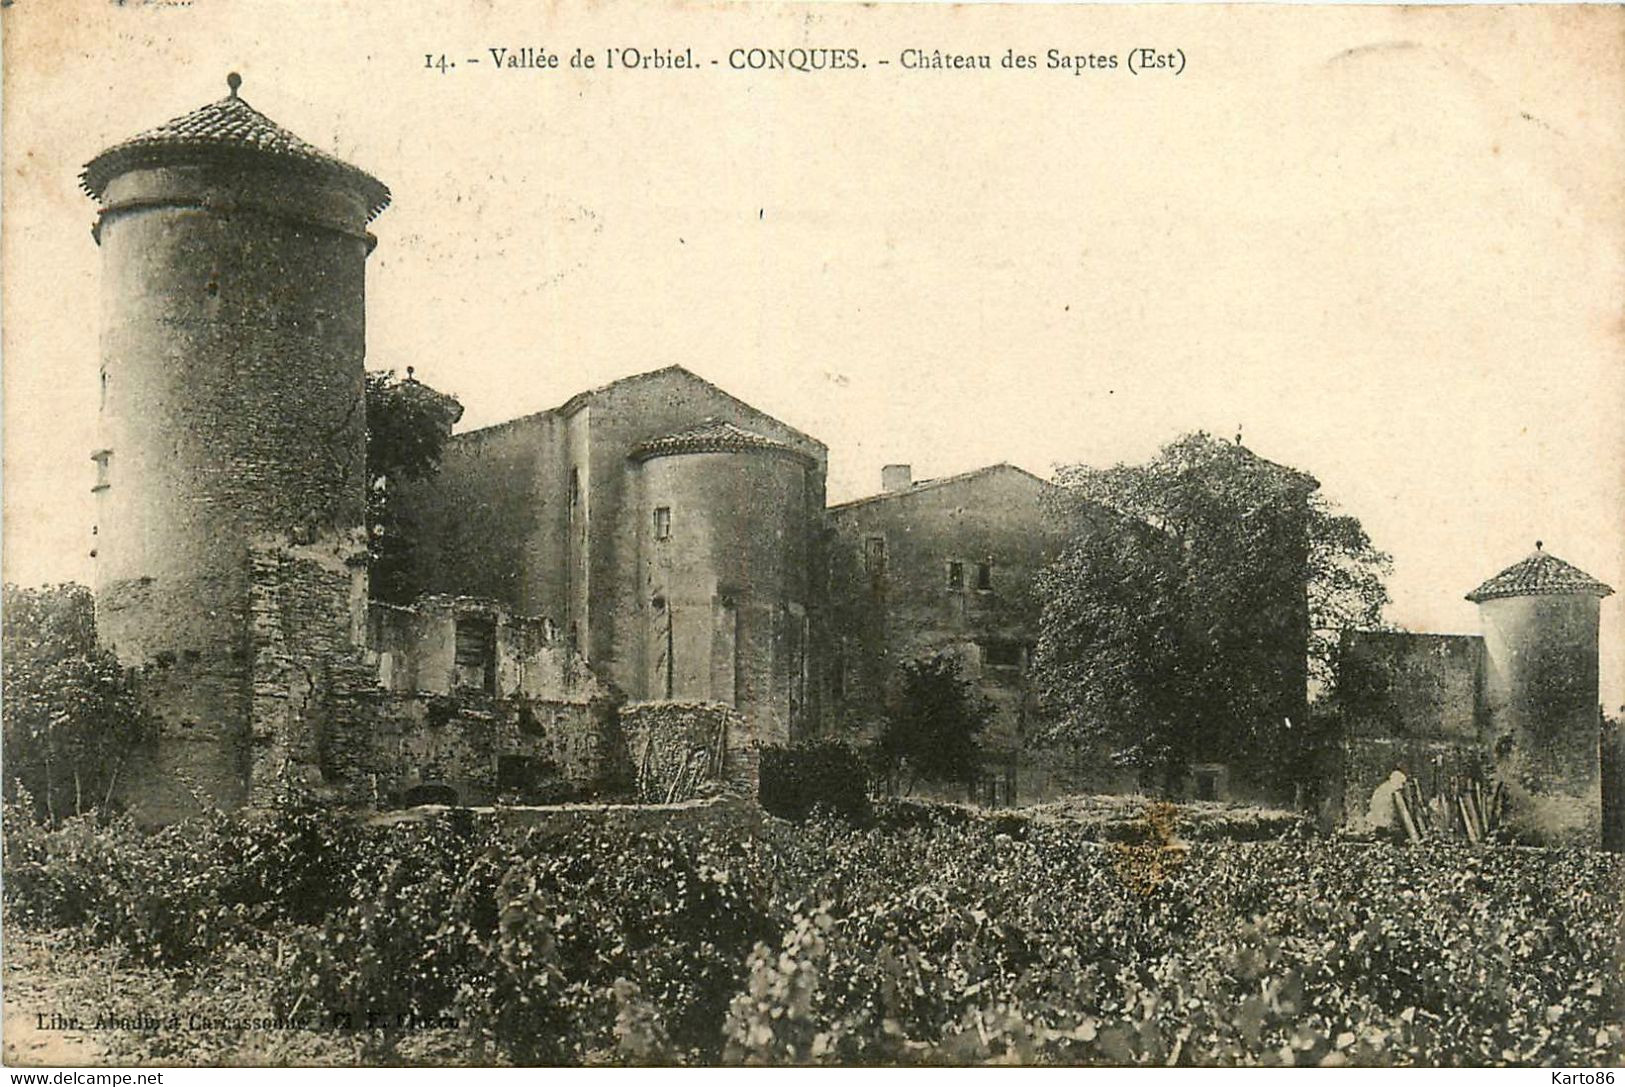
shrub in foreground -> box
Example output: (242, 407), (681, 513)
(759, 741), (871, 822)
(4, 800), (1621, 1066)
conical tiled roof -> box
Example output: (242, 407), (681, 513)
(630, 421), (813, 464)
(82, 76), (389, 219)
(1465, 545), (1614, 603)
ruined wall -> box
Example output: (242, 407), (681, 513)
(358, 593), (622, 805)
(1332, 630), (1487, 829)
(367, 690), (623, 807)
(621, 700), (756, 801)
(391, 414), (569, 616)
(246, 537), (372, 805)
(368, 595), (586, 700)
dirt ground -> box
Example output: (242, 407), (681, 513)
(3, 932), (111, 1066)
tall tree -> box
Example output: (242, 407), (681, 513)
(1032, 432), (1389, 793)
(365, 369), (463, 603)
(2, 583), (146, 821)
(876, 654), (992, 794)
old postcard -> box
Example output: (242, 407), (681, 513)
(2, 0), (1622, 1073)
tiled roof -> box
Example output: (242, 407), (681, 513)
(828, 463), (1053, 512)
(1465, 546), (1614, 603)
(82, 79), (389, 219)
(630, 421), (814, 464)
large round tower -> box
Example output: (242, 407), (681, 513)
(630, 423), (817, 748)
(1468, 544), (1613, 846)
(82, 76), (389, 813)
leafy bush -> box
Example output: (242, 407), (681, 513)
(2, 583), (146, 821)
(4, 798), (1621, 1066)
(760, 741), (872, 822)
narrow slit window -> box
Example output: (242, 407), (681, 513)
(653, 506), (672, 540)
(864, 536), (886, 576)
(91, 450), (113, 493)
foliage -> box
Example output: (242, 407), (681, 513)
(1033, 432), (1390, 791)
(1, 583), (146, 821)
(760, 741), (872, 823)
(736, 815), (1623, 1067)
(365, 369), (464, 603)
(5, 801), (1620, 1067)
(1604, 707), (1625, 854)
(876, 654), (992, 794)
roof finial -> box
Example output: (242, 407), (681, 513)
(1235, 425), (1243, 446)
(1535, 540), (1543, 551)
(227, 72), (242, 98)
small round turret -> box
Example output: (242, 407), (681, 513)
(1468, 543), (1613, 845)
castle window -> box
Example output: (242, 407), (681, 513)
(569, 467), (581, 510)
(975, 561), (993, 591)
(497, 755), (540, 797)
(454, 616), (496, 694)
(864, 536), (887, 577)
(981, 640), (1023, 671)
(1192, 765), (1225, 802)
(946, 560), (964, 590)
(653, 506), (672, 540)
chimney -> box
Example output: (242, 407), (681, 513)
(882, 464), (913, 493)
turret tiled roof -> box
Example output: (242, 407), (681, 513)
(630, 421), (814, 464)
(82, 77), (390, 219)
(1465, 546), (1614, 603)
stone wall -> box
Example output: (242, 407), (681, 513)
(368, 795), (760, 839)
(368, 595), (592, 701)
(1331, 630), (1488, 829)
(246, 536), (371, 805)
(368, 690), (624, 807)
(620, 700), (755, 801)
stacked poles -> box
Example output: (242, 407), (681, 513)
(1392, 774), (1507, 844)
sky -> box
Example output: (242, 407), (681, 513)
(4, 1), (1623, 704)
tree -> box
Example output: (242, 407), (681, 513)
(2, 583), (146, 821)
(1032, 432), (1390, 794)
(876, 654), (992, 794)
(365, 369), (463, 603)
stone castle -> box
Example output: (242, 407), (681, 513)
(79, 79), (1616, 845)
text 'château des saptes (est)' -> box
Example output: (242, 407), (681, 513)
(426, 45), (1186, 76)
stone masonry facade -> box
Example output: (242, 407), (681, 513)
(79, 81), (1616, 846)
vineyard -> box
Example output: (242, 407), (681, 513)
(2, 800), (1622, 1067)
